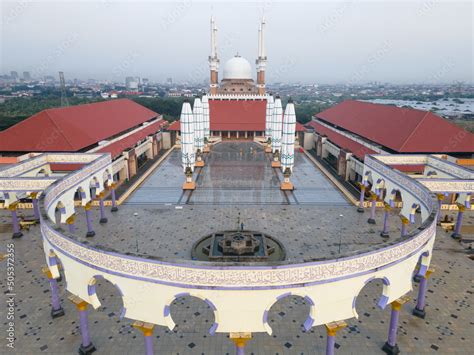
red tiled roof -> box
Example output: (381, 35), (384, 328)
(316, 100), (474, 153)
(307, 120), (376, 160)
(167, 99), (305, 132)
(210, 99), (267, 131)
(97, 119), (167, 159)
(167, 120), (180, 130)
(390, 164), (425, 173)
(0, 99), (158, 152)
(49, 163), (85, 171)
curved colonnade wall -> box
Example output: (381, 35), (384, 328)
(40, 153), (437, 335)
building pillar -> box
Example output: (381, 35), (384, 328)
(68, 295), (96, 355)
(110, 184), (118, 212)
(368, 193), (377, 224)
(132, 321), (154, 355)
(9, 203), (23, 239)
(30, 192), (41, 220)
(98, 193), (107, 224)
(357, 185), (365, 213)
(325, 321), (347, 355)
(400, 216), (409, 237)
(66, 215), (76, 233)
(84, 202), (95, 238)
(413, 267), (435, 319)
(380, 203), (391, 238)
(451, 204), (465, 239)
(436, 193), (444, 225)
(382, 295), (410, 355)
(42, 266), (65, 318)
(230, 332), (252, 355)
(245, 131), (248, 139)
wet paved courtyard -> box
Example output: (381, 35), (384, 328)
(126, 142), (349, 206)
(0, 141), (472, 354)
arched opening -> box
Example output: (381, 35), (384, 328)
(351, 277), (390, 344)
(87, 276), (125, 318)
(167, 294), (217, 335)
(54, 201), (66, 225)
(48, 251), (67, 293)
(102, 169), (112, 189)
(264, 294), (314, 336)
(89, 177), (99, 200)
(74, 186), (87, 205)
(353, 277), (390, 320)
(36, 168), (49, 177)
(389, 189), (403, 208)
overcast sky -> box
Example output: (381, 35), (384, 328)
(1, 0), (472, 84)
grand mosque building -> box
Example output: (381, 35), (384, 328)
(168, 17), (304, 139)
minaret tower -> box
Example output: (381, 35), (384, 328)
(209, 16), (219, 95)
(256, 17), (267, 95)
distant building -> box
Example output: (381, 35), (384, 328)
(23, 71), (31, 80)
(125, 76), (139, 90)
(10, 71), (19, 82)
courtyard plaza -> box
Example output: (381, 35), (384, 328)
(0, 141), (472, 354)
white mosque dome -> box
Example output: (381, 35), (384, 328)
(223, 55), (253, 80)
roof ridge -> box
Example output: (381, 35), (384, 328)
(44, 110), (76, 150)
(398, 110), (431, 151)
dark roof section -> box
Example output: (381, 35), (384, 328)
(0, 99), (159, 152)
(306, 120), (377, 160)
(316, 100), (474, 153)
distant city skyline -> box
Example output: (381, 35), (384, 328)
(1, 1), (472, 84)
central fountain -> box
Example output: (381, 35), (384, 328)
(192, 214), (286, 262)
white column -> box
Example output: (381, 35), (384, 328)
(265, 95), (274, 140)
(281, 99), (296, 172)
(271, 96), (283, 153)
(202, 95), (210, 139)
(180, 101), (195, 172)
(193, 97), (204, 152)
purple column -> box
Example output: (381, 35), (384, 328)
(382, 305), (401, 355)
(11, 208), (23, 239)
(68, 221), (75, 233)
(78, 307), (96, 354)
(388, 308), (399, 346)
(436, 195), (443, 224)
(451, 207), (464, 239)
(401, 219), (408, 238)
(49, 278), (65, 318)
(144, 335), (154, 355)
(85, 207), (95, 238)
(236, 345), (245, 355)
(368, 197), (376, 224)
(111, 188), (118, 212)
(357, 186), (365, 213)
(413, 276), (428, 318)
(380, 207), (390, 238)
(32, 197), (40, 220)
(326, 334), (335, 355)
(99, 198), (107, 224)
